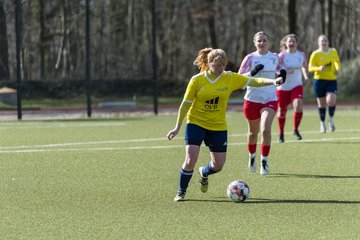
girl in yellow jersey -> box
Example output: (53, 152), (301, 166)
(167, 48), (284, 201)
(308, 35), (341, 133)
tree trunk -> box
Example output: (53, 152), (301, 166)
(288, 0), (297, 34)
(327, 0), (332, 45)
(319, 0), (325, 34)
(0, 0), (9, 80)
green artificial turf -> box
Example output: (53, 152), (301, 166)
(0, 110), (360, 239)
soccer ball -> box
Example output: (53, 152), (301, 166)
(226, 179), (250, 203)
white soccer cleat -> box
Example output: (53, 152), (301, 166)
(174, 191), (185, 202)
(260, 159), (269, 176)
(320, 121), (326, 133)
(248, 153), (256, 173)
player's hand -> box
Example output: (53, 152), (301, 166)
(167, 128), (179, 140)
(250, 64), (264, 76)
(274, 77), (283, 86)
(319, 66), (325, 71)
(277, 69), (287, 83)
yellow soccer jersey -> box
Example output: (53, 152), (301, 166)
(183, 71), (251, 131)
(308, 48), (340, 80)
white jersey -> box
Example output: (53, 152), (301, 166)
(238, 51), (281, 104)
(277, 50), (307, 91)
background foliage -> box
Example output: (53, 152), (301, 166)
(0, 0), (359, 99)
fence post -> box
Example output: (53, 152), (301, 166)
(15, 0), (22, 120)
(152, 0), (158, 115)
(85, 0), (92, 117)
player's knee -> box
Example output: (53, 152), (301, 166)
(184, 157), (197, 169)
(279, 108), (287, 118)
(261, 128), (272, 138)
(248, 130), (258, 138)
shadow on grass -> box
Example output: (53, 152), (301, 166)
(302, 141), (360, 145)
(180, 197), (360, 204)
(247, 198), (360, 204)
(269, 173), (360, 179)
(175, 198), (229, 203)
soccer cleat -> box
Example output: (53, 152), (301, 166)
(248, 154), (256, 173)
(198, 167), (208, 193)
(293, 130), (302, 140)
(278, 133), (285, 143)
(173, 191), (186, 202)
(329, 121), (335, 132)
(320, 121), (326, 133)
(260, 159), (269, 175)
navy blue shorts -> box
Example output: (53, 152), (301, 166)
(185, 123), (227, 152)
(313, 79), (337, 98)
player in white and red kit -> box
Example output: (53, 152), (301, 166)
(277, 34), (309, 143)
(238, 31), (286, 175)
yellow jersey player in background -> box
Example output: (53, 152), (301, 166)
(308, 35), (341, 133)
(167, 48), (284, 202)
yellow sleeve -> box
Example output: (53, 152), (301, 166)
(308, 65), (320, 72)
(231, 72), (272, 88)
(183, 78), (197, 101)
(248, 77), (267, 87)
(233, 73), (249, 89)
(308, 52), (319, 72)
(333, 49), (341, 71)
(176, 101), (191, 125)
(175, 77), (197, 124)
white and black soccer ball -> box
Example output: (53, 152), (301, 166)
(226, 179), (250, 203)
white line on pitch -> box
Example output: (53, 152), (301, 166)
(1, 128), (359, 151)
(0, 136), (359, 153)
(0, 137), (168, 150)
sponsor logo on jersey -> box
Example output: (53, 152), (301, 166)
(204, 96), (219, 111)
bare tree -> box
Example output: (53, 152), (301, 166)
(0, 0), (9, 80)
(288, 0), (297, 34)
(1, 0), (359, 99)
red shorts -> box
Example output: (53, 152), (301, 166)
(243, 100), (278, 120)
(276, 85), (303, 108)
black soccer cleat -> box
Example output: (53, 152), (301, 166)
(293, 130), (302, 140)
(278, 133), (285, 143)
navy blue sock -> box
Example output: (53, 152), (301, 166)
(318, 107), (326, 122)
(328, 106), (336, 118)
(201, 162), (219, 177)
(178, 168), (193, 192)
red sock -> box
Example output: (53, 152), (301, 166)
(278, 108), (287, 134)
(248, 144), (257, 154)
(278, 117), (286, 134)
(260, 144), (270, 157)
(293, 112), (303, 131)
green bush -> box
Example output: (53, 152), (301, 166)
(338, 56), (360, 100)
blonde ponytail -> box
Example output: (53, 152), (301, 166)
(193, 48), (213, 72)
